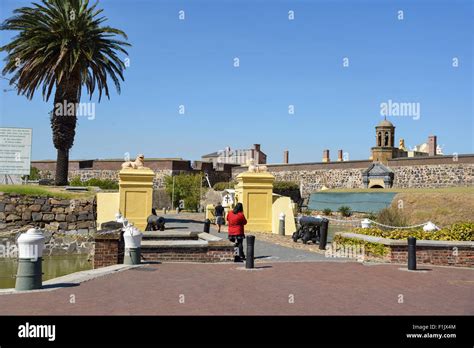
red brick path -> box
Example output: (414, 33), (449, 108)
(0, 262), (472, 315)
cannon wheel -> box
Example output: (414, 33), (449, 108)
(292, 232), (299, 243)
(302, 234), (309, 244)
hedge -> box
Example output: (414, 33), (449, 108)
(351, 222), (474, 241)
(213, 181), (236, 191)
(332, 234), (390, 257)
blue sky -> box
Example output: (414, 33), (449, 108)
(0, 0), (472, 163)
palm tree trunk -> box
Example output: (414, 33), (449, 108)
(55, 148), (69, 185)
(51, 75), (79, 186)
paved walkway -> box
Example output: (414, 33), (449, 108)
(0, 262), (472, 315)
(164, 213), (345, 262)
(0, 213), (472, 315)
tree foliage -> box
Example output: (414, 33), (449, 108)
(164, 173), (203, 211)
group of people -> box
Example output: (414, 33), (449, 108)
(214, 202), (247, 262)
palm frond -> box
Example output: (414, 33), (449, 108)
(0, 0), (130, 102)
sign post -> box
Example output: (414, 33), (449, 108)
(0, 127), (33, 183)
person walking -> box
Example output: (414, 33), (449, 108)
(214, 202), (225, 233)
(226, 203), (247, 262)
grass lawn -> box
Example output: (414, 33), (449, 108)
(0, 185), (96, 199)
(324, 187), (474, 227)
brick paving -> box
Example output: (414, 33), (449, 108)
(0, 262), (472, 315)
(0, 212), (471, 315)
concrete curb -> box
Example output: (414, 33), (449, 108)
(0, 263), (143, 295)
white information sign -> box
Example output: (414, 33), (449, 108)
(0, 127), (33, 175)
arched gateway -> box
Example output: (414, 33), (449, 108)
(362, 162), (394, 189)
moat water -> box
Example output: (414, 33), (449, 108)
(0, 254), (92, 289)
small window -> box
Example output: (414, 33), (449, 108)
(79, 160), (94, 169)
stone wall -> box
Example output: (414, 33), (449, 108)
(69, 169), (118, 182)
(32, 159), (235, 189)
(0, 228), (94, 258)
(233, 165), (367, 198)
(232, 156), (474, 197)
(37, 168), (228, 190)
(0, 193), (96, 234)
(271, 169), (365, 198)
(32, 155), (474, 198)
(392, 164), (474, 188)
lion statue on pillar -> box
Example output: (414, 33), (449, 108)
(121, 154), (147, 169)
(246, 158), (268, 173)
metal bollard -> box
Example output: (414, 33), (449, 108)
(15, 228), (45, 291)
(279, 213), (285, 236)
(246, 235), (255, 269)
(123, 225), (142, 265)
(319, 218), (329, 250)
(408, 237), (417, 270)
(203, 219), (211, 233)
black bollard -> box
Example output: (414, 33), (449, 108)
(319, 218), (329, 250)
(203, 219), (211, 233)
(246, 235), (255, 269)
(408, 236), (417, 270)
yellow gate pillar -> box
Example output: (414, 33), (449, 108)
(119, 168), (154, 230)
(235, 171), (275, 233)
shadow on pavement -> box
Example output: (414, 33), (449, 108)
(163, 218), (203, 224)
(42, 283), (79, 290)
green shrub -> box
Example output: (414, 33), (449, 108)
(333, 234), (389, 257)
(322, 208), (332, 216)
(363, 212), (378, 221)
(69, 176), (83, 186)
(273, 181), (302, 206)
(22, 166), (41, 181)
(213, 181), (236, 191)
(338, 206), (352, 217)
(85, 178), (118, 190)
(376, 206), (407, 228)
(273, 181), (299, 191)
(352, 222), (474, 241)
(69, 176), (118, 190)
(165, 173), (203, 211)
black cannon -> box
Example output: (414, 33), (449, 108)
(292, 216), (329, 249)
(145, 215), (165, 231)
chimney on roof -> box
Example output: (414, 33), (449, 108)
(337, 149), (343, 162)
(322, 149), (330, 163)
(283, 150), (289, 164)
(428, 135), (437, 156)
(253, 144), (261, 152)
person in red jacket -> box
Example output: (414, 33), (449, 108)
(226, 203), (247, 261)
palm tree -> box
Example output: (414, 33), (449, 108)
(1, 0), (130, 185)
